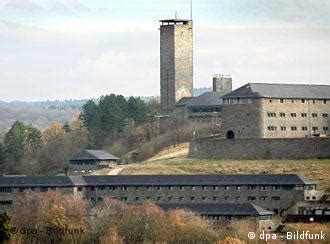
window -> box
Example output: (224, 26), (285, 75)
(312, 113), (318, 118)
(168, 186), (173, 190)
(283, 185), (294, 191)
(224, 196), (230, 200)
(291, 126), (297, 131)
(146, 186), (151, 191)
(146, 197), (151, 200)
(267, 112), (276, 117)
(267, 126), (277, 131)
(109, 186), (116, 191)
(157, 196), (161, 201)
(236, 186), (241, 190)
(202, 186), (207, 191)
(98, 186), (105, 191)
(248, 196), (256, 201)
(280, 113), (285, 117)
(157, 186), (161, 191)
(135, 197), (140, 201)
(260, 196), (268, 201)
(224, 186), (229, 190)
(301, 99), (305, 103)
(236, 196), (241, 201)
(90, 186), (95, 191)
(322, 113), (328, 118)
(202, 196), (206, 201)
(168, 197), (172, 201)
(323, 127), (329, 131)
(120, 197), (128, 201)
(269, 99), (272, 103)
(301, 113), (307, 118)
(192, 186), (196, 190)
(213, 196), (218, 201)
(19, 187), (27, 193)
(280, 126), (286, 131)
(280, 99), (284, 103)
(272, 186), (280, 190)
(98, 197), (103, 202)
(77, 187), (82, 192)
(179, 186), (184, 191)
(228, 98), (235, 104)
(323, 99), (327, 104)
(213, 186), (218, 190)
(302, 126), (308, 131)
(41, 187), (48, 192)
(291, 113), (297, 118)
(191, 196), (195, 201)
(0, 200), (12, 205)
(179, 197), (184, 201)
(271, 196), (280, 200)
(312, 126), (318, 131)
(135, 186), (139, 191)
(260, 186), (267, 191)
(248, 186), (256, 190)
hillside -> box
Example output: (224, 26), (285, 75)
(120, 143), (330, 190)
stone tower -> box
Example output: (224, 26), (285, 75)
(213, 74), (232, 92)
(160, 19), (193, 114)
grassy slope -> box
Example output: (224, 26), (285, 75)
(120, 144), (330, 190)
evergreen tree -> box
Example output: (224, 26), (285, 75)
(0, 210), (15, 242)
(62, 122), (71, 133)
(0, 142), (4, 174)
(128, 97), (148, 125)
(4, 121), (26, 163)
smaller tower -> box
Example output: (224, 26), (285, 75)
(213, 74), (232, 92)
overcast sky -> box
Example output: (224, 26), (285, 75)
(1, 0), (330, 101)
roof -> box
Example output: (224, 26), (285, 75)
(0, 174), (309, 187)
(0, 176), (75, 187)
(158, 203), (274, 216)
(223, 83), (330, 99)
(70, 150), (120, 161)
(80, 174), (307, 186)
(175, 97), (196, 106)
(188, 91), (228, 107)
(160, 19), (191, 24)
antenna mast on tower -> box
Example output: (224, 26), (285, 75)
(190, 0), (193, 20)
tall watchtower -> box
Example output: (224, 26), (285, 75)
(160, 19), (193, 114)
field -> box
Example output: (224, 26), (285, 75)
(120, 144), (330, 190)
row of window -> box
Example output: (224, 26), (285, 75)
(267, 126), (328, 132)
(91, 196), (281, 202)
(90, 185), (296, 191)
(276, 99), (327, 104)
(0, 200), (13, 205)
(190, 106), (221, 113)
(267, 112), (328, 118)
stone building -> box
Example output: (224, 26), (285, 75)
(0, 174), (320, 217)
(160, 19), (193, 114)
(213, 74), (232, 92)
(221, 83), (330, 139)
(69, 150), (120, 175)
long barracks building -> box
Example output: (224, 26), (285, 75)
(0, 174), (322, 217)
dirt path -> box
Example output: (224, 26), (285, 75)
(146, 143), (189, 162)
(107, 166), (125, 175)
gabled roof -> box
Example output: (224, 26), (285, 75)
(80, 174), (307, 186)
(187, 91), (228, 107)
(70, 150), (120, 161)
(175, 97), (196, 107)
(223, 83), (330, 99)
(0, 174), (309, 187)
(158, 203), (274, 216)
(0, 175), (75, 187)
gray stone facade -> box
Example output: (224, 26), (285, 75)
(189, 137), (330, 160)
(0, 174), (313, 217)
(160, 19), (193, 114)
(221, 83), (330, 139)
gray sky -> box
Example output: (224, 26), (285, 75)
(1, 0), (330, 101)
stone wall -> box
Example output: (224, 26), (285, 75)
(189, 137), (330, 159)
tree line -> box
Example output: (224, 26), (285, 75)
(0, 95), (159, 175)
(1, 191), (252, 243)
